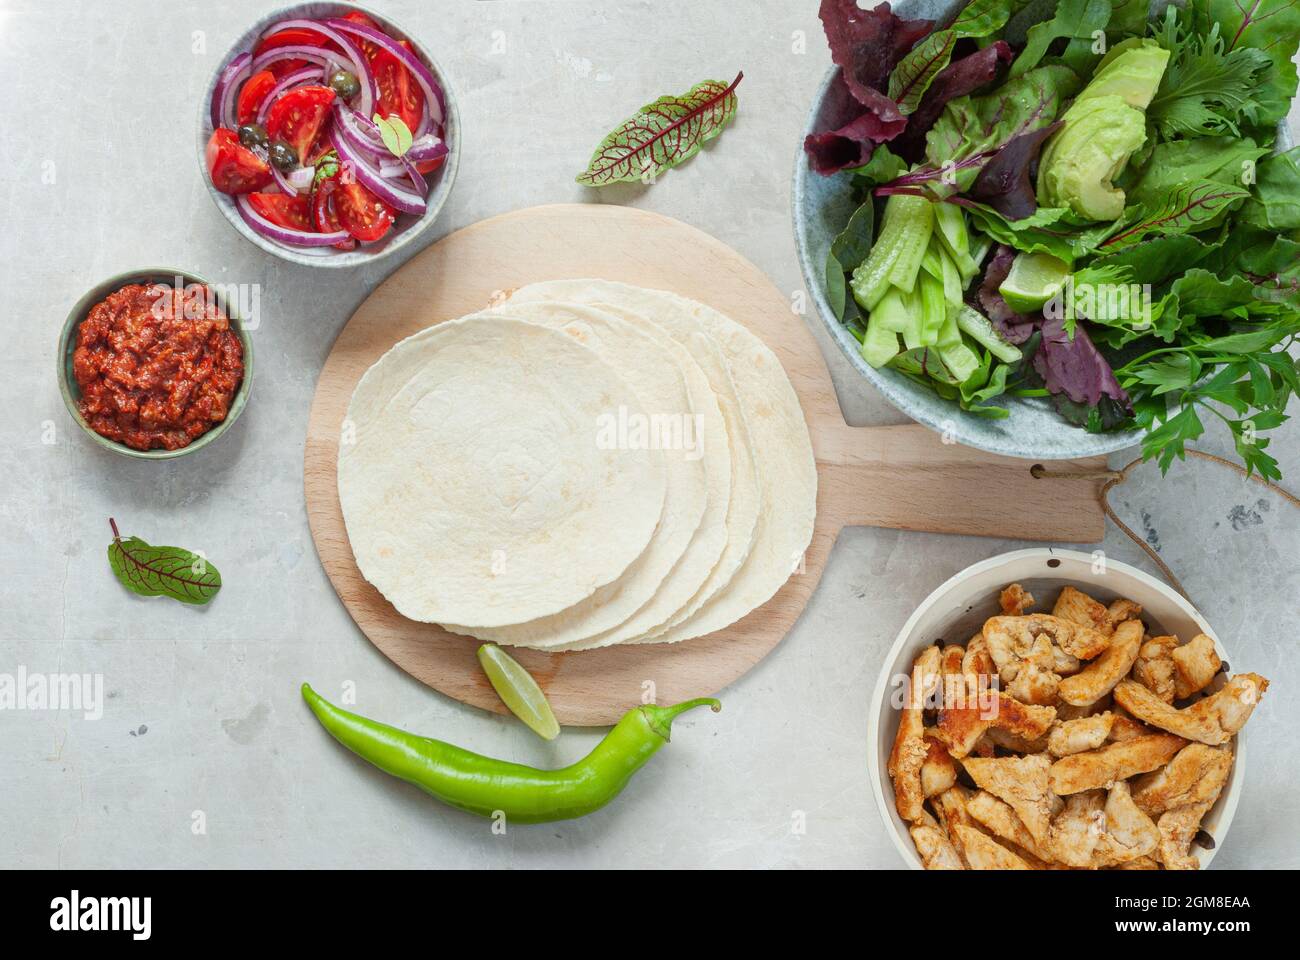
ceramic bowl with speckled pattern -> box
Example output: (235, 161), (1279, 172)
(793, 0), (1291, 461)
(58, 269), (254, 460)
(196, 2), (459, 268)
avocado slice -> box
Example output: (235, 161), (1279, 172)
(1038, 95), (1148, 221)
(1035, 42), (1168, 223)
(1078, 40), (1170, 110)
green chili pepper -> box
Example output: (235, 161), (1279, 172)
(301, 683), (720, 823)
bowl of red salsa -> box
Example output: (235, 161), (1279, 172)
(196, 3), (459, 267)
(58, 270), (253, 460)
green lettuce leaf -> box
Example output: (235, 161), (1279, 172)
(1192, 0), (1300, 128)
(1009, 0), (1112, 78)
(1148, 8), (1274, 139)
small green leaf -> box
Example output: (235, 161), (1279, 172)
(106, 518), (221, 605)
(576, 73), (741, 187)
(372, 113), (413, 157)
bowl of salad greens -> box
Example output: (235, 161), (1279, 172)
(794, 0), (1300, 477)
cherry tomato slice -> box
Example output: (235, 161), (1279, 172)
(254, 27), (330, 78)
(247, 192), (313, 231)
(265, 86), (336, 163)
(311, 173), (357, 250)
(372, 48), (423, 134)
(253, 27), (329, 55)
(334, 179), (395, 243)
(414, 155), (445, 176)
(342, 11), (384, 59)
(205, 128), (272, 195)
(236, 70), (277, 126)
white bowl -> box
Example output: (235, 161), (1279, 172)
(867, 547), (1243, 870)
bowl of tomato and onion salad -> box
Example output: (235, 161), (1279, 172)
(196, 2), (460, 268)
(58, 269), (254, 461)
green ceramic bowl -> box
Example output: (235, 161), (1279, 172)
(58, 268), (254, 460)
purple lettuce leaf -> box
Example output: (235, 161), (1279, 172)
(893, 40), (1012, 160)
(974, 245), (1037, 344)
(804, 0), (933, 173)
(803, 72), (903, 174)
(1033, 317), (1132, 409)
(819, 0), (933, 107)
(969, 120), (1061, 220)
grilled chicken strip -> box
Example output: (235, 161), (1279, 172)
(1156, 751), (1233, 870)
(909, 810), (964, 870)
(1000, 583), (1035, 616)
(920, 730), (957, 798)
(1048, 733), (1187, 794)
(1101, 781), (1161, 864)
(888, 645), (942, 822)
(1131, 744), (1234, 817)
(984, 614), (1111, 675)
(937, 692), (1056, 759)
(962, 753), (1058, 843)
(1113, 674), (1269, 745)
(967, 790), (1054, 862)
(1172, 634), (1222, 700)
(1059, 620), (1143, 706)
(1132, 634), (1178, 704)
(1048, 712), (1116, 756)
(954, 824), (1033, 870)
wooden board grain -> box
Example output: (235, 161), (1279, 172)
(305, 204), (1106, 725)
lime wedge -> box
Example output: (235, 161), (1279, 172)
(998, 251), (1070, 313)
(476, 643), (560, 740)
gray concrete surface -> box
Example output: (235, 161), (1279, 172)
(1, 0), (1297, 868)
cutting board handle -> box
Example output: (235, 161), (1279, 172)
(815, 420), (1107, 542)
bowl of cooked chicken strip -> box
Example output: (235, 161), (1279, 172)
(869, 548), (1270, 871)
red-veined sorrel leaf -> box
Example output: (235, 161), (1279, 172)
(106, 517), (222, 605)
(888, 30), (957, 114)
(1101, 179), (1251, 250)
(576, 73), (742, 186)
(948, 0), (1013, 38)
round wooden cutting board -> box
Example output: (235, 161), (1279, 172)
(305, 204), (1105, 725)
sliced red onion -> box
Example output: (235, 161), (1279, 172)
(400, 156), (428, 194)
(332, 103), (392, 163)
(326, 18), (445, 131)
(211, 51), (252, 129)
(252, 45), (357, 78)
(287, 167), (315, 191)
(407, 135), (448, 165)
(255, 65), (322, 125)
(258, 19), (375, 116)
(270, 163), (299, 196)
(235, 194), (349, 247)
(329, 131), (427, 215)
(270, 162), (316, 196)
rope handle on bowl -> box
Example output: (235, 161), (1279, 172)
(1033, 449), (1300, 603)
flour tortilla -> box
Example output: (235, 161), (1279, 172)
(507, 281), (763, 642)
(338, 313), (666, 627)
(509, 280), (817, 644)
(441, 302), (714, 644)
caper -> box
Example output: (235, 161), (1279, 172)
(328, 69), (361, 101)
(268, 139), (299, 172)
(237, 123), (269, 149)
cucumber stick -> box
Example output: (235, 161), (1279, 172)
(885, 196), (933, 290)
(956, 305), (1023, 364)
(915, 259), (947, 349)
(851, 194), (934, 311)
(861, 288), (909, 368)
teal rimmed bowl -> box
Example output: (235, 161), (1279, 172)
(58, 268), (254, 460)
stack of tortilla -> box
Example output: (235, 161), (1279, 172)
(338, 280), (816, 650)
